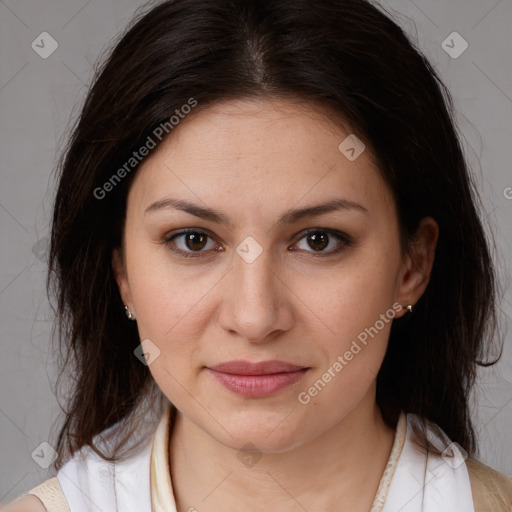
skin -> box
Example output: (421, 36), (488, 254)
(0, 496), (46, 512)
(111, 98), (439, 512)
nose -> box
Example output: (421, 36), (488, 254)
(217, 246), (294, 344)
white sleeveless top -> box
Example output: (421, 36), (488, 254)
(26, 405), (475, 512)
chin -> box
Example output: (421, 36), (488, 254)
(208, 412), (310, 454)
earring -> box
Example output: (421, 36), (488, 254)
(124, 305), (136, 321)
(406, 304), (413, 314)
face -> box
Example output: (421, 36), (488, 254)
(113, 98), (437, 453)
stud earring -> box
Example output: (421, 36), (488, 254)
(124, 305), (136, 321)
(406, 304), (413, 314)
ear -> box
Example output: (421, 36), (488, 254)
(112, 248), (134, 312)
(395, 217), (439, 318)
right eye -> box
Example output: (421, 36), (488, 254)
(163, 229), (222, 258)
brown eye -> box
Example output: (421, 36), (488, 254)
(293, 229), (352, 256)
(306, 232), (329, 251)
(183, 232), (208, 251)
(164, 229), (219, 258)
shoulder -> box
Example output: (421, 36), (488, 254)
(466, 457), (512, 511)
(1, 477), (69, 512)
(0, 495), (47, 512)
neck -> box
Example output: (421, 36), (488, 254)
(169, 392), (396, 512)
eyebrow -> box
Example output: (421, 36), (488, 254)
(144, 197), (368, 228)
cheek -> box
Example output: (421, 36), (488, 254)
(292, 251), (400, 410)
(297, 251), (400, 345)
(131, 272), (211, 364)
(129, 262), (210, 407)
(296, 266), (397, 412)
(126, 237), (213, 333)
(124, 249), (208, 391)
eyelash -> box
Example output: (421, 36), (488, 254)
(162, 228), (352, 259)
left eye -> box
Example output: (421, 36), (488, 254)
(164, 229), (351, 258)
(293, 229), (351, 256)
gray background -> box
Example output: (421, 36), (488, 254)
(1, 0), (511, 503)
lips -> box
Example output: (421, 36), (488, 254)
(207, 360), (310, 398)
(209, 360), (308, 375)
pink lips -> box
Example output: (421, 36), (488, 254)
(207, 360), (309, 398)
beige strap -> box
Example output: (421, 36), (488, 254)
(151, 403), (177, 511)
(369, 411), (407, 512)
(26, 477), (70, 512)
(466, 457), (512, 512)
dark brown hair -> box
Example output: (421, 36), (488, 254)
(48, 0), (501, 469)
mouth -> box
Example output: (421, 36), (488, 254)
(206, 360), (310, 398)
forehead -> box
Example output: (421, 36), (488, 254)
(128, 97), (393, 222)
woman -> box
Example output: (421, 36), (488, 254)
(3, 0), (511, 510)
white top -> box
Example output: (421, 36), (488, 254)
(27, 404), (475, 512)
